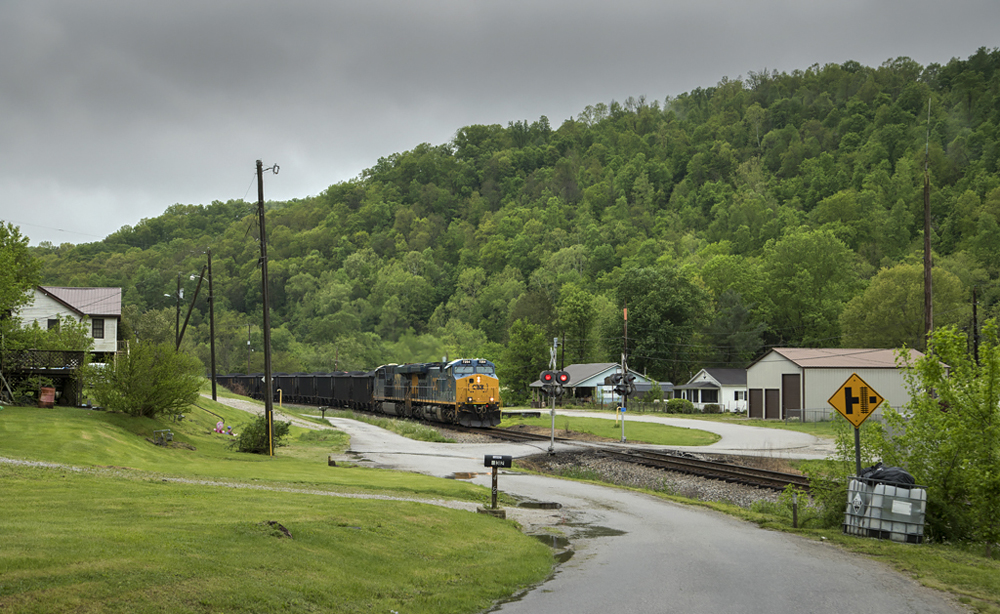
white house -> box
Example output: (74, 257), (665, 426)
(20, 286), (122, 358)
(746, 348), (924, 421)
(673, 368), (747, 412)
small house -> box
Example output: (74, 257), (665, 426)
(673, 368), (747, 412)
(20, 286), (122, 360)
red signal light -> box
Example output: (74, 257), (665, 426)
(556, 371), (570, 384)
(541, 371), (555, 383)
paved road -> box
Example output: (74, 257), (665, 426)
(553, 409), (836, 459)
(327, 415), (964, 614)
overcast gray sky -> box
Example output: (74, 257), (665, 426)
(2, 0), (997, 246)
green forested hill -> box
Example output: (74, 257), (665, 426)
(30, 49), (1000, 399)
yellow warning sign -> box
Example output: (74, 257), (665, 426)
(828, 373), (884, 428)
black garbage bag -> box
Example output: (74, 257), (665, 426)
(859, 462), (915, 486)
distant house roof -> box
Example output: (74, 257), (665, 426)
(751, 348), (923, 370)
(529, 363), (659, 388)
(675, 368), (746, 390)
(38, 286), (122, 317)
(562, 362), (618, 384)
(703, 368), (746, 386)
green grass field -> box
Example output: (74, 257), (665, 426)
(500, 413), (721, 446)
(0, 403), (552, 613)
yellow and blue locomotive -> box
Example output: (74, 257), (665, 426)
(373, 359), (501, 427)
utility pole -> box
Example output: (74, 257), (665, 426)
(548, 337), (558, 455)
(208, 248), (217, 401)
(174, 275), (181, 349)
(257, 159), (279, 457)
(923, 98), (933, 350)
(621, 304), (628, 443)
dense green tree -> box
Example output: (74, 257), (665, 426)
(0, 223), (40, 340)
(557, 282), (597, 364)
(760, 228), (864, 346)
(603, 266), (709, 383)
(498, 319), (548, 405)
(703, 290), (766, 367)
(839, 264), (968, 350)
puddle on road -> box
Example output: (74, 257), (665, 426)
(531, 534), (574, 564)
(563, 523), (627, 539)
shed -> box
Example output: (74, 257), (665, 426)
(746, 348), (923, 421)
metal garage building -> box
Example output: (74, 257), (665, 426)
(746, 348), (924, 421)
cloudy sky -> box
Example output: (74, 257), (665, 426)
(2, 1), (997, 246)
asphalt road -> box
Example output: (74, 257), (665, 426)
(327, 415), (965, 614)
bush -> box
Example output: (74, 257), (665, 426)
(702, 403), (722, 414)
(665, 398), (695, 414)
(230, 413), (291, 454)
(86, 341), (201, 418)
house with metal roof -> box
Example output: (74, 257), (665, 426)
(528, 362), (665, 406)
(673, 368), (747, 412)
(746, 348), (923, 421)
(20, 286), (122, 358)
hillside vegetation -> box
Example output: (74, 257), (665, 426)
(30, 48), (1000, 401)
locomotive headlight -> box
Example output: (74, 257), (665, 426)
(490, 396), (495, 402)
(476, 376), (481, 383)
(467, 397), (473, 403)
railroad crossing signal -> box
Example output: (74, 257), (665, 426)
(540, 370), (570, 396)
(828, 373), (884, 428)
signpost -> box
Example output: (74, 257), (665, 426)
(828, 373), (885, 475)
(484, 455), (512, 510)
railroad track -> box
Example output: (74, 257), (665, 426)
(458, 425), (810, 492)
(603, 448), (811, 492)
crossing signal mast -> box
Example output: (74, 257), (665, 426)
(541, 338), (570, 454)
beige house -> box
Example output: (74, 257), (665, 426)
(746, 348), (924, 421)
(20, 286), (122, 358)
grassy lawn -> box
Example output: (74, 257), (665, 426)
(0, 403), (552, 613)
(500, 413), (721, 446)
(673, 412), (841, 439)
(527, 404), (841, 440)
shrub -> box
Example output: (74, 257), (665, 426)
(702, 403), (722, 414)
(231, 413), (291, 454)
(86, 341), (201, 418)
(665, 398), (695, 414)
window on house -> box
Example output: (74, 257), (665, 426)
(92, 318), (105, 339)
(702, 389), (719, 404)
(735, 390), (747, 401)
(47, 319), (59, 331)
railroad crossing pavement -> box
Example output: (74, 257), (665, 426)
(325, 416), (965, 614)
(527, 409), (837, 459)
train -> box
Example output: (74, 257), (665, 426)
(216, 358), (503, 427)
